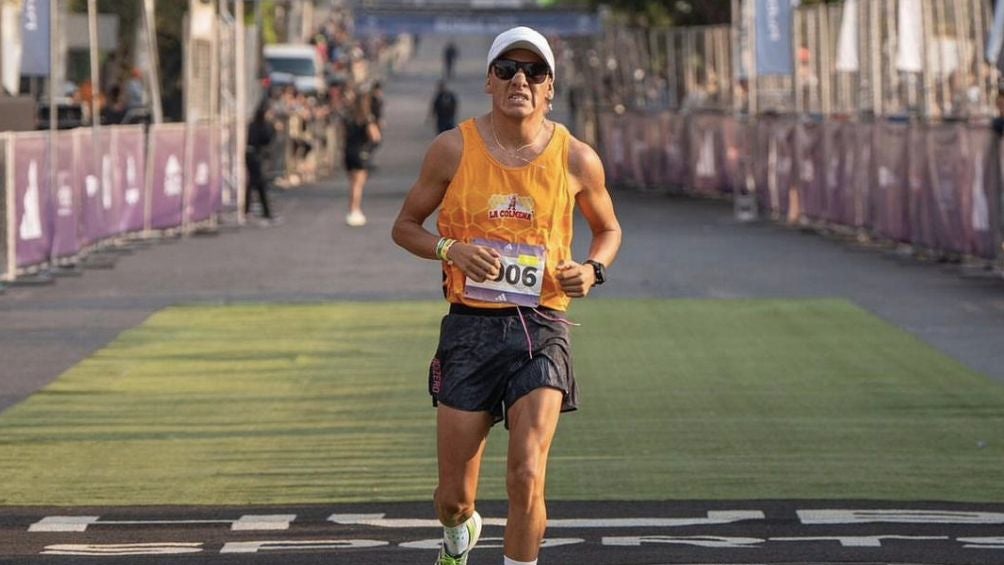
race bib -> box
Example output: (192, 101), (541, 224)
(463, 238), (547, 307)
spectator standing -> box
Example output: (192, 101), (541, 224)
(122, 68), (148, 124)
(430, 80), (459, 133)
(100, 85), (127, 125)
(342, 87), (381, 226)
(125, 68), (145, 111)
(443, 41), (459, 80)
(246, 102), (278, 224)
(100, 52), (120, 98)
(75, 79), (103, 124)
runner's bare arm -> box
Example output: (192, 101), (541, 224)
(556, 137), (623, 297)
(391, 130), (460, 259)
(391, 129), (501, 282)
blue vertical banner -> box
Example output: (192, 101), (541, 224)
(20, 0), (51, 76)
(986, 0), (1004, 71)
(755, 0), (796, 76)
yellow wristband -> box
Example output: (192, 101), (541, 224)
(435, 237), (456, 262)
(440, 239), (456, 263)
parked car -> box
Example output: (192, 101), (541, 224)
(263, 43), (325, 96)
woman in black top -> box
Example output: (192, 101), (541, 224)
(342, 87), (381, 226)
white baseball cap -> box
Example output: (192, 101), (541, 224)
(486, 26), (555, 75)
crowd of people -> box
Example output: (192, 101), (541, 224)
(245, 10), (409, 227)
(68, 51), (151, 127)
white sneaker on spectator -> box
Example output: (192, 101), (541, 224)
(346, 210), (367, 227)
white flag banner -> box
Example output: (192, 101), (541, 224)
(896, 0), (924, 72)
(835, 0), (858, 72)
(930, 37), (960, 78)
(1, 3), (23, 93)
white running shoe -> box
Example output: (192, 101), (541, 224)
(346, 210), (367, 227)
(435, 511), (482, 565)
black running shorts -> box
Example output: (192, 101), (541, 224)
(428, 304), (579, 427)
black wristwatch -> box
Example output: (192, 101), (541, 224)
(584, 259), (606, 286)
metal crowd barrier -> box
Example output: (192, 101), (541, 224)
(597, 110), (1003, 263)
(268, 113), (339, 187)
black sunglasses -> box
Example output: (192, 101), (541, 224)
(491, 59), (551, 84)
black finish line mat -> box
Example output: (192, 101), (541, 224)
(3, 500), (1002, 564)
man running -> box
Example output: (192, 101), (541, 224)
(392, 26), (622, 565)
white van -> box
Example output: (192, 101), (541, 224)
(263, 43), (325, 96)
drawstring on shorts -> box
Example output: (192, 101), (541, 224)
(515, 305), (581, 360)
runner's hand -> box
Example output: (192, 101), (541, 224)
(448, 242), (501, 283)
(556, 261), (592, 298)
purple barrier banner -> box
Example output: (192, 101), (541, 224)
(12, 133), (52, 268)
(50, 131), (79, 260)
(689, 113), (723, 196)
(620, 114), (640, 187)
(662, 112), (689, 188)
(218, 125), (238, 211)
(850, 123), (874, 229)
(623, 113), (645, 187)
(99, 135), (119, 240)
(75, 129), (108, 248)
(596, 111), (1000, 262)
(907, 126), (935, 250)
(766, 118), (796, 217)
(597, 113), (628, 186)
(203, 125), (222, 215)
(795, 120), (825, 222)
(641, 112), (670, 188)
(720, 115), (744, 195)
(149, 125), (186, 230)
(926, 124), (966, 253)
(113, 126), (147, 234)
(186, 125), (216, 223)
(752, 117), (772, 212)
(871, 121), (910, 242)
(959, 126), (998, 259)
(821, 121), (855, 226)
(634, 113), (669, 188)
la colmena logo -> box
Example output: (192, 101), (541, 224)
(488, 194), (534, 222)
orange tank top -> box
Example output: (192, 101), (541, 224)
(438, 118), (574, 311)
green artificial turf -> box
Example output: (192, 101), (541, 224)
(1, 299), (1001, 506)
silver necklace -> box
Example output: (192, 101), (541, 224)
(490, 112), (547, 166)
